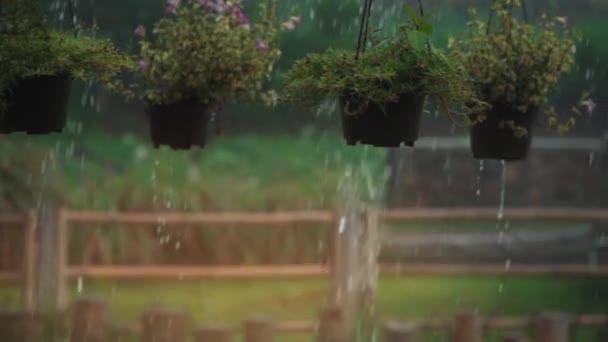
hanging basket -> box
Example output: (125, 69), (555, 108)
(146, 99), (214, 150)
(339, 93), (425, 147)
(0, 74), (72, 134)
(469, 104), (539, 161)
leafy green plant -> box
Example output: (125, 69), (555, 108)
(450, 0), (582, 133)
(133, 0), (296, 107)
(0, 0), (134, 114)
(281, 7), (485, 117)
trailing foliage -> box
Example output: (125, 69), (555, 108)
(134, 0), (291, 107)
(281, 7), (486, 117)
(0, 0), (134, 114)
(451, 0), (582, 132)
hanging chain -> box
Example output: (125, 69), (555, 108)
(356, 0), (374, 59)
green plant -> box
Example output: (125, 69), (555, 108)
(450, 0), (582, 133)
(134, 0), (294, 107)
(0, 0), (134, 114)
(281, 7), (485, 117)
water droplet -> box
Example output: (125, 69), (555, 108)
(497, 160), (507, 220)
(339, 216), (346, 234)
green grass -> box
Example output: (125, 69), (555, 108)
(1, 131), (387, 212)
(2, 276), (607, 341)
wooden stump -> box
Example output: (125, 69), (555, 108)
(244, 317), (275, 342)
(503, 333), (529, 342)
(141, 308), (187, 342)
(0, 310), (43, 342)
(535, 312), (570, 342)
(384, 321), (417, 342)
(70, 297), (108, 342)
(451, 312), (482, 342)
(195, 324), (233, 342)
(317, 306), (347, 342)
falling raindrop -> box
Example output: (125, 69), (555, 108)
(77, 276), (83, 293)
(497, 160), (507, 220)
(339, 216), (346, 234)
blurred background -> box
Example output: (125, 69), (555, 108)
(1, 0), (607, 341)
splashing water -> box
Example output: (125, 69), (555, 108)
(334, 154), (382, 340)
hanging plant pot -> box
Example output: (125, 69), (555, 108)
(146, 99), (214, 150)
(339, 93), (425, 147)
(469, 104), (539, 161)
(0, 74), (72, 134)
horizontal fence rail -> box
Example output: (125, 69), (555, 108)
(57, 208), (608, 224)
(380, 208), (608, 221)
(62, 210), (335, 225)
(66, 265), (330, 279)
(58, 264), (608, 280)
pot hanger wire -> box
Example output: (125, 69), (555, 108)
(355, 0), (374, 59)
(356, 0), (431, 58)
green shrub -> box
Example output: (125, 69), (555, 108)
(133, 0), (289, 107)
(451, 0), (582, 132)
(281, 7), (486, 117)
(0, 0), (134, 114)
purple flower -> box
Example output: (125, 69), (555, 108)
(283, 20), (296, 31)
(583, 99), (596, 114)
(231, 5), (250, 26)
(165, 0), (180, 15)
(282, 16), (303, 31)
(197, 0), (229, 13)
(138, 59), (149, 71)
(133, 24), (146, 38)
(256, 39), (269, 52)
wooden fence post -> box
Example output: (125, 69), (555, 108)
(70, 297), (108, 342)
(195, 324), (233, 342)
(384, 321), (417, 342)
(329, 207), (380, 341)
(317, 305), (347, 342)
(141, 308), (187, 342)
(451, 312), (482, 342)
(244, 317), (275, 342)
(23, 211), (37, 310)
(35, 206), (69, 311)
(56, 208), (69, 310)
(535, 312), (570, 342)
(0, 310), (43, 342)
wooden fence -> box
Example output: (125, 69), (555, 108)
(1, 208), (608, 313)
(0, 208), (608, 341)
(1, 296), (607, 342)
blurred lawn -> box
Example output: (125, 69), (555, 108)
(1, 276), (607, 341)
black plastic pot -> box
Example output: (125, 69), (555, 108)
(469, 104), (539, 161)
(146, 99), (213, 150)
(0, 74), (72, 134)
(339, 93), (425, 147)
